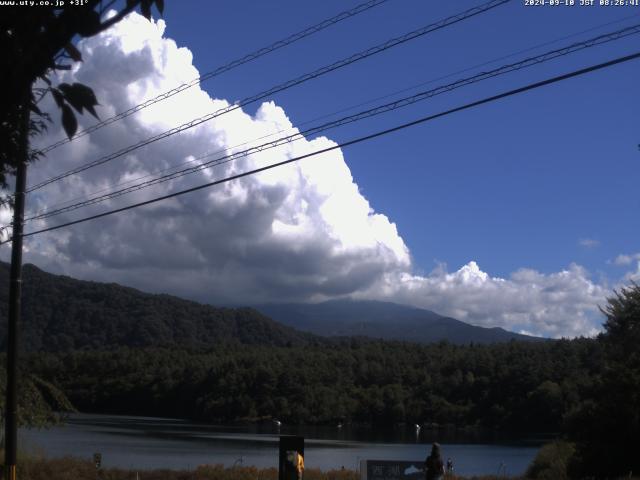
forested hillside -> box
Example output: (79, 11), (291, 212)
(0, 260), (600, 433)
(2, 261), (638, 477)
(21, 338), (601, 432)
(0, 262), (318, 351)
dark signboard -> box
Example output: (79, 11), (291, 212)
(361, 460), (424, 480)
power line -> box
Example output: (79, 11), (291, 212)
(27, 12), (640, 219)
(326, 11), (640, 119)
(37, 0), (391, 155)
(21, 22), (640, 224)
(26, 0), (511, 194)
(4, 49), (638, 245)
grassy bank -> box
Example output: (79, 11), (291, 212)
(2, 455), (520, 480)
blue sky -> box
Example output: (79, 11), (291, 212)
(3, 0), (639, 337)
(162, 0), (640, 279)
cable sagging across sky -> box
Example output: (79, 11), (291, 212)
(26, 0), (511, 194)
(3, 49), (637, 245)
(20, 22), (640, 225)
(37, 0), (391, 155)
(25, 12), (640, 220)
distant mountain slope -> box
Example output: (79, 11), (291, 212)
(256, 299), (545, 344)
(0, 262), (317, 351)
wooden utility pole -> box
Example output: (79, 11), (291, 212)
(4, 87), (30, 480)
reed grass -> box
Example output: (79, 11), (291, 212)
(1, 454), (521, 480)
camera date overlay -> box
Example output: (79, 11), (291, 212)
(0, 0), (89, 7)
(524, 0), (639, 6)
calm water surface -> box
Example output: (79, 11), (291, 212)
(20, 414), (542, 477)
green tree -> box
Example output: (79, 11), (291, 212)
(526, 380), (563, 432)
(525, 440), (575, 480)
(1, 0), (166, 441)
(0, 367), (75, 432)
(567, 283), (640, 479)
(0, 0), (165, 204)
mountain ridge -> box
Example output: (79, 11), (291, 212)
(255, 298), (545, 344)
(0, 261), (318, 351)
(0, 261), (544, 351)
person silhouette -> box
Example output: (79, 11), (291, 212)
(424, 443), (445, 480)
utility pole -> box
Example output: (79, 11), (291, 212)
(4, 86), (30, 480)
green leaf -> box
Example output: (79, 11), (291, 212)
(64, 42), (83, 62)
(84, 103), (99, 119)
(59, 83), (100, 119)
(76, 9), (102, 37)
(141, 0), (152, 19)
(61, 104), (78, 139)
(51, 88), (65, 108)
(58, 83), (82, 114)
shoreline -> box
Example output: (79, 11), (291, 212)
(11, 453), (519, 480)
(19, 413), (542, 476)
(60, 411), (555, 444)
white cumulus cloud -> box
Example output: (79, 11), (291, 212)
(612, 253), (640, 267)
(358, 261), (608, 338)
(17, 12), (410, 306)
(0, 12), (619, 338)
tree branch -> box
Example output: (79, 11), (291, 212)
(97, 1), (140, 32)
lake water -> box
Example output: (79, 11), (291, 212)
(20, 414), (542, 477)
